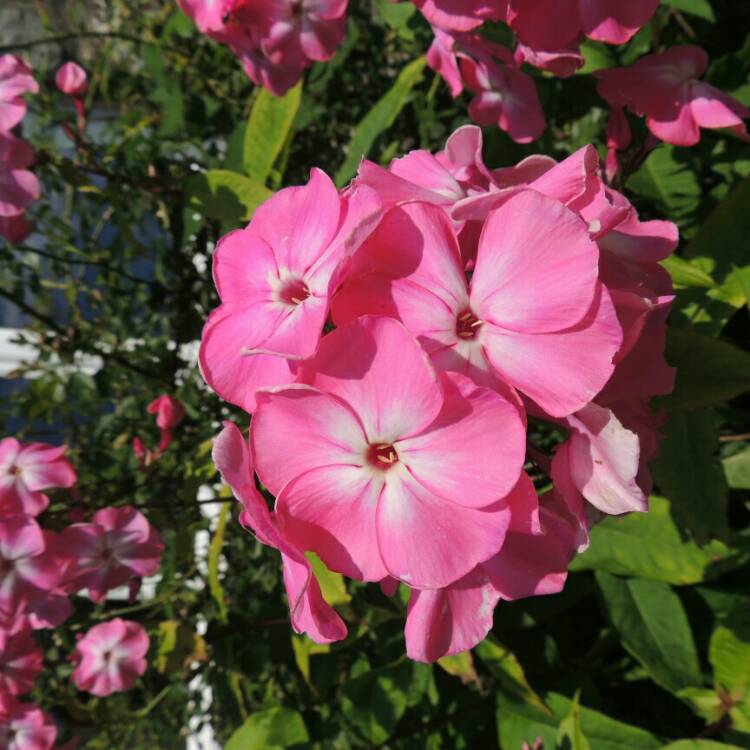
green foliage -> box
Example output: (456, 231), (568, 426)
(225, 707), (309, 749)
(243, 83), (302, 185)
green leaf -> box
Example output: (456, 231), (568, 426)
(570, 496), (746, 585)
(710, 627), (750, 730)
(437, 651), (480, 686)
(225, 707), (309, 750)
(376, 0), (418, 39)
(305, 551), (351, 605)
(678, 687), (726, 726)
(335, 56), (426, 187)
(154, 620), (207, 674)
(341, 660), (430, 743)
(208, 503), (229, 624)
(186, 169), (272, 224)
(662, 0), (716, 21)
(475, 636), (548, 714)
(722, 447), (750, 489)
(556, 691), (591, 750)
(660, 742), (747, 750)
(651, 410), (730, 543)
(685, 176), (750, 283)
(659, 327), (750, 412)
(243, 82), (302, 184)
(497, 691), (661, 750)
(291, 634), (330, 685)
(661, 256), (716, 289)
(595, 573), (702, 693)
(627, 145), (700, 220)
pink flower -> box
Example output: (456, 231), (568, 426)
(243, 0), (348, 64)
(177, 0), (236, 33)
(596, 46), (750, 147)
(61, 507), (164, 602)
(413, 0), (507, 32)
(0, 134), (40, 219)
(0, 517), (61, 618)
(213, 421), (347, 643)
(0, 628), (43, 695)
(54, 63), (87, 97)
(252, 315), (527, 589)
(404, 473), (584, 661)
(507, 0), (658, 51)
(0, 438), (76, 517)
(0, 694), (56, 750)
(146, 394), (186, 431)
(0, 214), (33, 244)
(514, 40), (583, 78)
(0, 55), (38, 133)
(199, 169), (381, 413)
(217, 21), (306, 95)
(460, 55), (545, 143)
(333, 196), (622, 417)
(72, 618), (149, 697)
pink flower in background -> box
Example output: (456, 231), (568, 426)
(200, 169), (381, 412)
(0, 55), (38, 133)
(178, 0), (236, 33)
(0, 517), (61, 618)
(0, 694), (56, 750)
(0, 134), (41, 220)
(596, 46), (750, 146)
(413, 0), (507, 32)
(0, 628), (43, 695)
(55, 63), (88, 97)
(61, 506), (164, 602)
(460, 54), (545, 143)
(213, 421), (347, 643)
(507, 0), (659, 50)
(71, 619), (149, 697)
(180, 0), (349, 94)
(0, 214), (33, 244)
(244, 0), (348, 65)
(0, 438), (76, 517)
(253, 316), (526, 589)
(334, 196), (621, 417)
(146, 394), (186, 431)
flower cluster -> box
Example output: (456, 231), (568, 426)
(418, 1), (749, 150)
(133, 393), (187, 468)
(0, 55), (39, 245)
(0, 437), (163, 748)
(179, 0), (348, 95)
(201, 124), (677, 662)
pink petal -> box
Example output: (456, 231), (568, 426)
(480, 283), (622, 417)
(248, 168), (341, 272)
(405, 566), (501, 662)
(580, 0), (659, 44)
(472, 190), (600, 333)
(564, 403), (647, 514)
(281, 552), (347, 642)
(298, 316), (444, 442)
(397, 372), (526, 508)
(277, 464), (388, 582)
(198, 304), (296, 413)
(376, 473), (512, 589)
(252, 384), (368, 496)
(212, 230), (279, 305)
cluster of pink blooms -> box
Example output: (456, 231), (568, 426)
(201, 124), (677, 662)
(0, 55), (39, 245)
(419, 1), (749, 151)
(0, 436), (163, 749)
(178, 0), (349, 95)
(132, 393), (187, 468)
(177, 0), (748, 157)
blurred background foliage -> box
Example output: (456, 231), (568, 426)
(1, 0), (750, 747)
